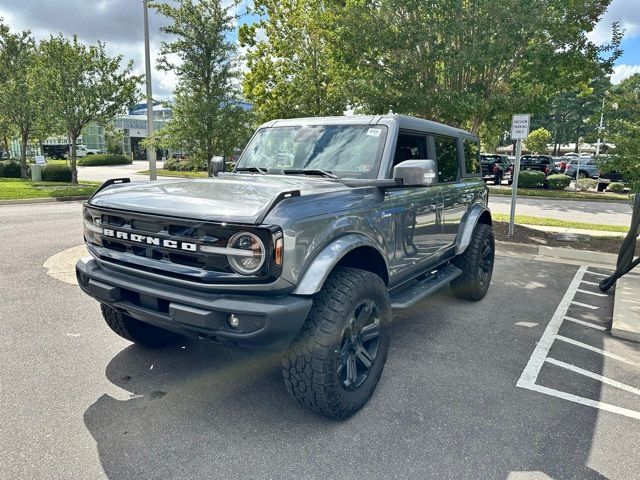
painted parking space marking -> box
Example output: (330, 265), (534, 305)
(564, 316), (607, 331)
(546, 357), (640, 396)
(576, 288), (607, 297)
(518, 266), (640, 420)
(584, 271), (609, 278)
(570, 300), (599, 310)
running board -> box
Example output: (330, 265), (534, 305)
(390, 264), (463, 310)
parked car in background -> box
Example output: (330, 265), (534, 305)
(519, 155), (558, 176)
(563, 158), (599, 179)
(481, 153), (513, 185)
(42, 144), (70, 160)
(76, 145), (102, 157)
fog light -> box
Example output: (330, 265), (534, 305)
(227, 314), (240, 329)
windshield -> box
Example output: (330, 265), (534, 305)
(236, 125), (388, 179)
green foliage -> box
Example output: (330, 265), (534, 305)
(103, 123), (124, 154)
(41, 164), (72, 182)
(77, 154), (131, 166)
(606, 182), (625, 193)
(526, 128), (552, 154)
(150, 0), (253, 164)
(576, 178), (597, 191)
(242, 0), (620, 133)
(0, 160), (21, 177)
(518, 170), (546, 188)
(162, 157), (207, 171)
(37, 34), (142, 183)
(605, 74), (640, 192)
(545, 174), (571, 190)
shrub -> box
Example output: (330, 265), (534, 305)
(163, 157), (207, 171)
(606, 182), (626, 193)
(41, 164), (72, 182)
(518, 169), (546, 188)
(576, 178), (597, 191)
(0, 160), (22, 178)
(77, 154), (132, 166)
(545, 174), (571, 190)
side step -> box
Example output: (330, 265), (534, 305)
(390, 264), (463, 310)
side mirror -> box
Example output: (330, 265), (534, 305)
(393, 159), (437, 187)
(210, 156), (224, 177)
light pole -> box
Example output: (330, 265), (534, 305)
(143, 0), (156, 180)
(575, 136), (584, 192)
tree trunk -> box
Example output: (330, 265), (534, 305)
(20, 133), (28, 180)
(70, 133), (78, 184)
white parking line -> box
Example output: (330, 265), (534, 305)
(546, 357), (640, 396)
(576, 288), (607, 297)
(571, 300), (599, 310)
(517, 266), (587, 387)
(555, 335), (639, 366)
(564, 316), (607, 331)
(585, 271), (610, 278)
(580, 280), (601, 286)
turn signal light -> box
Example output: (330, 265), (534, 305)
(274, 237), (283, 266)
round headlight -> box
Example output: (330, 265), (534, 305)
(227, 232), (266, 275)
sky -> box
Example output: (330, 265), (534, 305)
(0, 0), (638, 100)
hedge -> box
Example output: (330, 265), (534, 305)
(576, 178), (597, 191)
(606, 182), (625, 193)
(546, 174), (571, 190)
(0, 160), (22, 178)
(518, 170), (546, 188)
(163, 157), (207, 171)
(77, 154), (132, 166)
(42, 164), (72, 182)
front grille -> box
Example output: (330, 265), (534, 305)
(84, 207), (280, 284)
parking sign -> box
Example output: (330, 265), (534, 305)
(511, 114), (530, 140)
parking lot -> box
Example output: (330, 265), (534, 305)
(1, 202), (639, 480)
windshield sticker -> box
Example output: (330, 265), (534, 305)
(367, 128), (382, 137)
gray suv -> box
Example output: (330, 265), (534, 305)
(76, 114), (494, 419)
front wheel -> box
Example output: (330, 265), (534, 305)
(451, 223), (495, 301)
(282, 267), (391, 419)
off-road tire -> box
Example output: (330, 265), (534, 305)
(450, 223), (495, 301)
(282, 267), (391, 419)
(100, 303), (180, 347)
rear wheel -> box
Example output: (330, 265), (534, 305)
(451, 223), (495, 301)
(577, 171), (587, 180)
(282, 267), (391, 419)
(100, 303), (180, 347)
(494, 173), (502, 185)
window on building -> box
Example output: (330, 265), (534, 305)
(463, 139), (480, 175)
(434, 135), (459, 183)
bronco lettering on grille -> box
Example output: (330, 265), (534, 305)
(102, 228), (197, 252)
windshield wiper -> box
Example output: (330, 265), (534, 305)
(283, 169), (338, 179)
(236, 166), (267, 175)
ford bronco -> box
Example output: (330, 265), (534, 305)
(76, 114), (494, 419)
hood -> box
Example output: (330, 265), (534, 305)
(88, 174), (350, 224)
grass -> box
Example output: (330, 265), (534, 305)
(0, 178), (99, 200)
(488, 185), (630, 201)
(137, 169), (208, 178)
(492, 213), (629, 233)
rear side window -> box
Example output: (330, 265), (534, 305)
(434, 135), (459, 183)
(463, 139), (480, 175)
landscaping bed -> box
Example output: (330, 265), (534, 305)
(493, 221), (625, 254)
(137, 169), (208, 178)
(488, 185), (630, 202)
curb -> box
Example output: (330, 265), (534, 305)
(496, 241), (618, 267)
(611, 275), (640, 343)
(488, 189), (631, 204)
(0, 196), (90, 206)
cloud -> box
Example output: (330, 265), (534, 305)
(611, 64), (640, 83)
(588, 0), (640, 45)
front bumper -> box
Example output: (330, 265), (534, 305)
(76, 257), (313, 351)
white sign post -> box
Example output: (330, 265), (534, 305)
(508, 114), (530, 236)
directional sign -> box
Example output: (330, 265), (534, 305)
(511, 114), (530, 140)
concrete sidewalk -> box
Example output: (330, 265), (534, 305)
(520, 223), (628, 238)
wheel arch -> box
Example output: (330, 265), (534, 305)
(454, 204), (492, 255)
(293, 234), (389, 295)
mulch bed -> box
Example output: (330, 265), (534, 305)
(493, 221), (626, 254)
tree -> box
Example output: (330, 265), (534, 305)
(38, 35), (141, 183)
(151, 0), (253, 168)
(605, 74), (640, 192)
(243, 0), (621, 134)
(0, 23), (42, 178)
(526, 128), (552, 154)
(239, 0), (348, 123)
(103, 122), (124, 154)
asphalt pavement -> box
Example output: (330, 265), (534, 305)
(489, 194), (632, 226)
(1, 202), (639, 480)
(77, 161), (168, 183)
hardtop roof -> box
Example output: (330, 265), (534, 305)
(260, 114), (477, 140)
